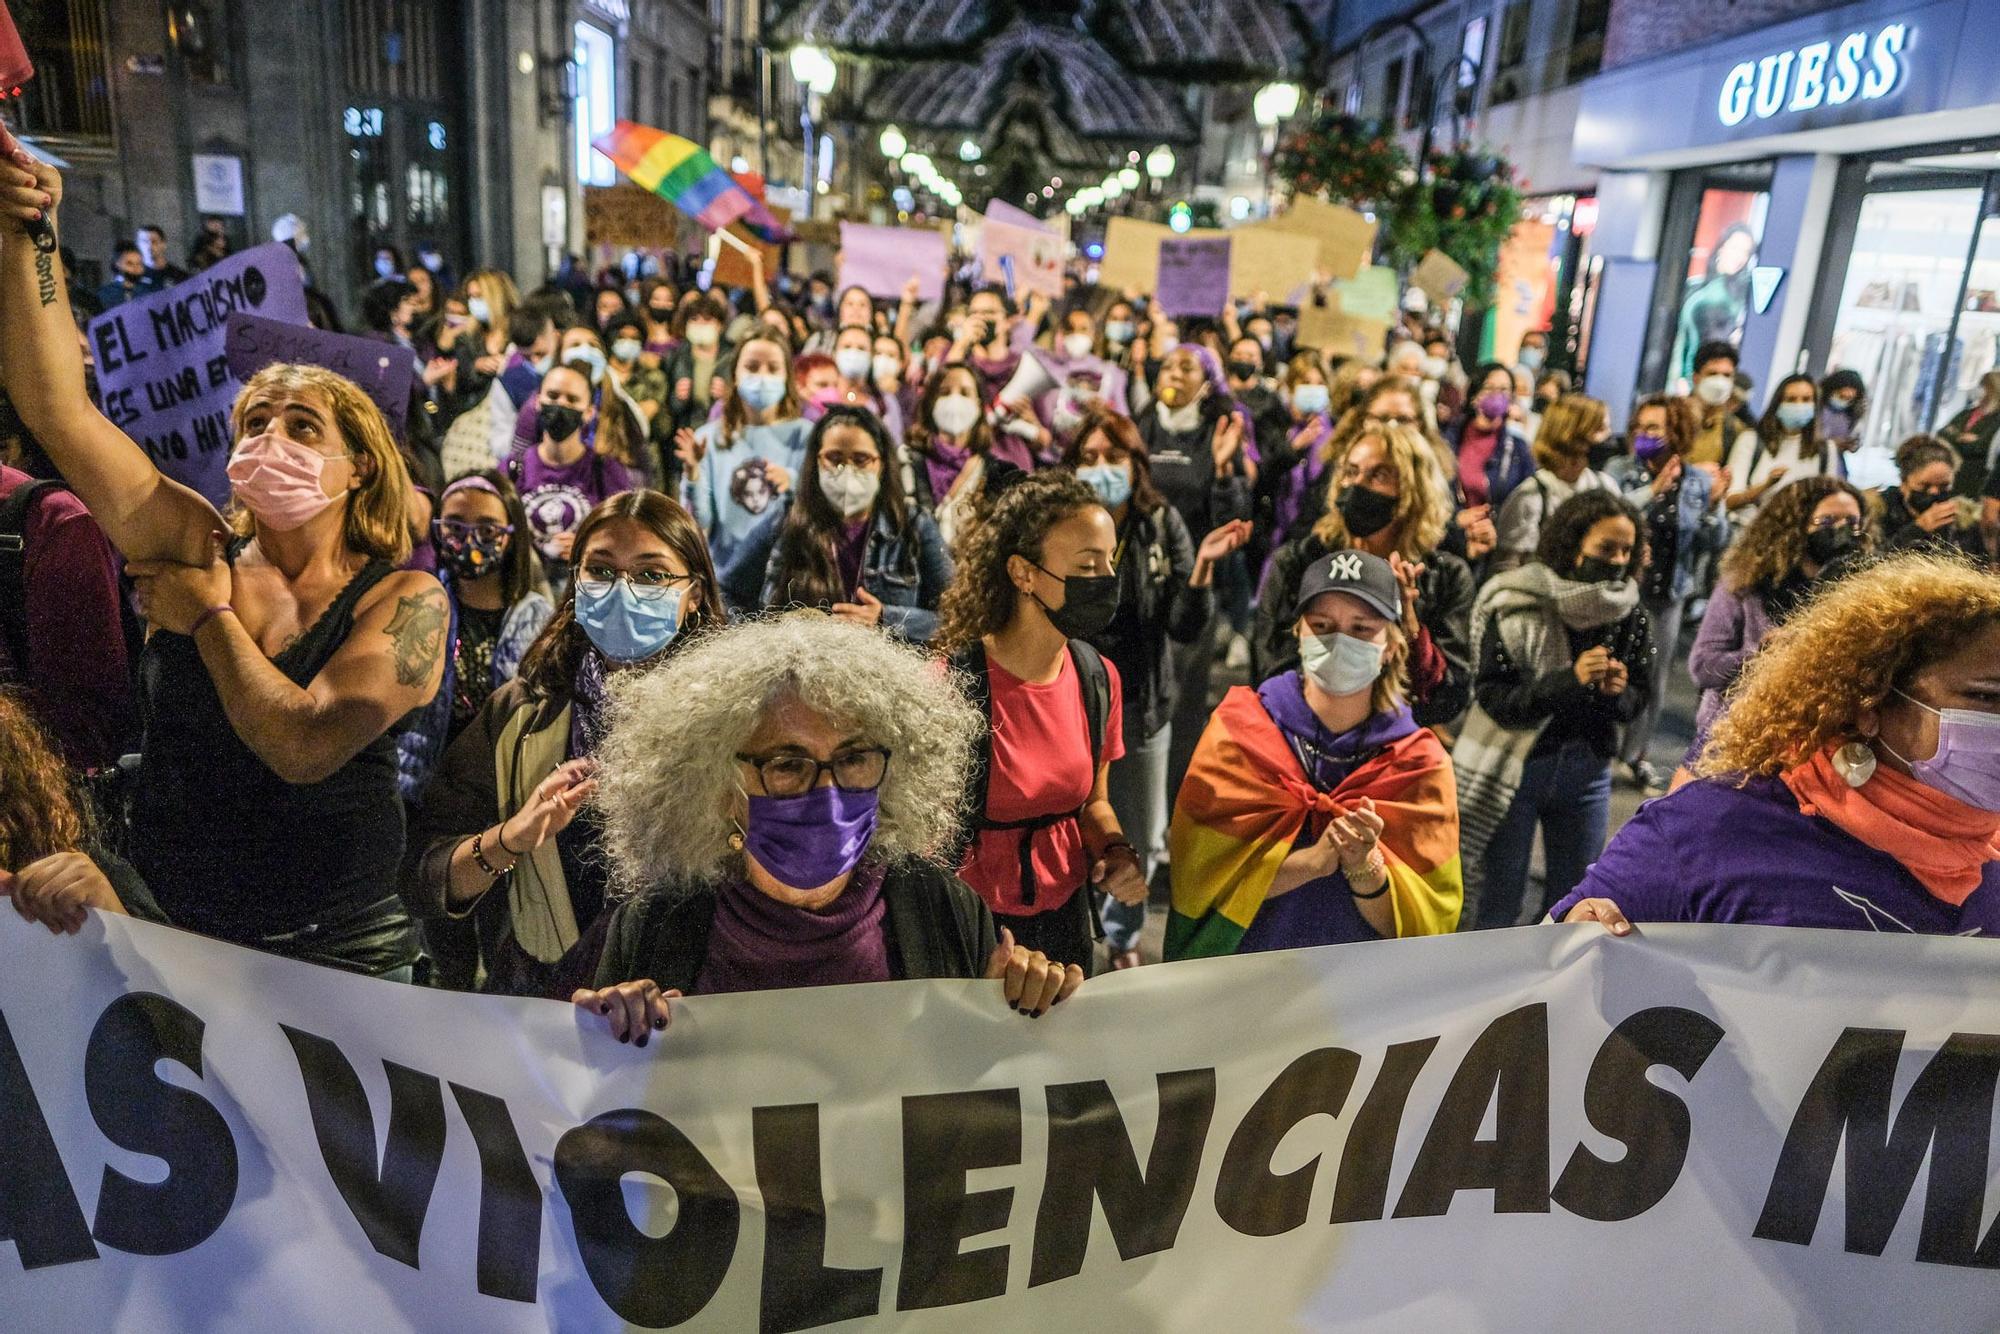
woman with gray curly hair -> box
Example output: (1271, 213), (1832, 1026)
(571, 612), (1085, 1043)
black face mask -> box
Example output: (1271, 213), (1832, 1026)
(1574, 555), (1624, 585)
(1031, 564), (1120, 638)
(1587, 438), (1622, 471)
(1804, 524), (1856, 566)
(1337, 485), (1400, 539)
(537, 403), (585, 442)
(1910, 487), (1953, 514)
(1227, 359), (1262, 381)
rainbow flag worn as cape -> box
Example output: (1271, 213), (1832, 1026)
(590, 121), (792, 243)
(1166, 686), (1462, 959)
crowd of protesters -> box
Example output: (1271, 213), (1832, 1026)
(4, 130), (1998, 1042)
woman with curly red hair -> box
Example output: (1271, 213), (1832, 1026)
(1559, 551), (2000, 935)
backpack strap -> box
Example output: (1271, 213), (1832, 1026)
(1066, 638), (1110, 772)
(949, 644), (993, 868)
(0, 479), (66, 677)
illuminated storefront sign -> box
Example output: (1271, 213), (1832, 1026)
(1717, 23), (1908, 127)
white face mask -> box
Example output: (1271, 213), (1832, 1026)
(871, 354), (901, 385)
(835, 347), (873, 381)
(819, 464), (881, 518)
(933, 393), (981, 437)
(1695, 374), (1735, 407)
(1062, 333), (1094, 359)
(687, 322), (720, 350)
(1419, 355), (1448, 381)
(1299, 630), (1385, 697)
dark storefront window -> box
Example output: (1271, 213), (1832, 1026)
(1565, 0), (1610, 85)
(1640, 162), (1775, 394)
(9, 0), (113, 139)
(343, 0), (464, 290)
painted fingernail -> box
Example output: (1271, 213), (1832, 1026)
(636, 1034), (648, 1048)
(1008, 1000), (1019, 1011)
(599, 1003), (610, 1013)
(653, 1017), (668, 1029)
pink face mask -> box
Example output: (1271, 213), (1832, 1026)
(225, 431), (346, 531)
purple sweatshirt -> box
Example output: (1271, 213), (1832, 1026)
(1551, 776), (2000, 935)
(1682, 581), (1776, 761)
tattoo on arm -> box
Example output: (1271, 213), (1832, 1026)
(34, 249), (58, 308)
(382, 591), (448, 689)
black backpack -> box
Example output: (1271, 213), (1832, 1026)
(948, 639), (1111, 908)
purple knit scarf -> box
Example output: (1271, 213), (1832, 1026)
(694, 862), (893, 995)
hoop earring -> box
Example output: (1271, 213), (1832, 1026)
(1832, 740), (1877, 789)
(727, 830), (745, 852)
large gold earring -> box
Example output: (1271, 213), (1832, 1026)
(1832, 741), (1877, 788)
(727, 831), (745, 852)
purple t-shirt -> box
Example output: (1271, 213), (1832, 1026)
(514, 446), (635, 561)
(1551, 776), (2000, 935)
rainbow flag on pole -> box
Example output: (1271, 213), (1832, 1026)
(590, 120), (792, 243)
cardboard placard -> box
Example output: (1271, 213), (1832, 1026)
(582, 184), (682, 249)
(1099, 216), (1175, 294)
(978, 210), (1065, 299)
(1261, 195), (1377, 280)
(1298, 298), (1389, 363)
(1333, 265), (1401, 322)
(713, 208), (789, 289)
(1228, 225), (1321, 307)
(1411, 248), (1471, 305)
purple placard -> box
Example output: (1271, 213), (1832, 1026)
(88, 242), (310, 506)
(1155, 235), (1232, 317)
(225, 313), (414, 441)
(837, 222), (947, 301)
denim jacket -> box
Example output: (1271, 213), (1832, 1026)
(1605, 455), (1728, 602)
(725, 497), (955, 643)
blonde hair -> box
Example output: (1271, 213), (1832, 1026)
(1698, 552), (2000, 779)
(1311, 423), (1449, 563)
(462, 268), (519, 336)
(1531, 395), (1607, 472)
(227, 363), (415, 564)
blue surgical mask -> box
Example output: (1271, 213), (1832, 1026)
(1292, 384), (1330, 416)
(1776, 402), (1816, 432)
(1077, 462), (1133, 508)
(565, 346), (608, 384)
(738, 372), (786, 412)
(467, 296), (492, 326)
(574, 580), (684, 663)
(1105, 320), (1135, 345)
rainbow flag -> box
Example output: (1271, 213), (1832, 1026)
(1166, 687), (1462, 959)
(590, 121), (791, 243)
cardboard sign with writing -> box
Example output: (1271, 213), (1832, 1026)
(225, 313), (414, 439)
(1155, 236), (1233, 317)
(838, 222), (948, 302)
(87, 243), (310, 506)
(979, 210), (1065, 299)
(1411, 248), (1471, 305)
(583, 184), (682, 249)
(1262, 195), (1377, 280)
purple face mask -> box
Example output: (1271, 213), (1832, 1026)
(1477, 391), (1512, 421)
(743, 784), (880, 889)
(1891, 689), (2000, 813)
(1632, 432), (1671, 462)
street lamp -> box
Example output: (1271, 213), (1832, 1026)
(959, 140), (981, 162)
(789, 45), (836, 95)
(1253, 81), (1301, 127)
(879, 124), (907, 159)
(1118, 166), (1141, 191)
(1146, 144), (1176, 181)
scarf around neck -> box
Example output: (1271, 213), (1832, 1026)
(695, 861), (893, 995)
(1783, 744), (2000, 905)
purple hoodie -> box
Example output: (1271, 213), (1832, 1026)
(1551, 776), (2000, 935)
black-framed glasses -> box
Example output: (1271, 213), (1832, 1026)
(435, 518), (515, 542)
(737, 747), (891, 797)
(1810, 515), (1863, 531)
(575, 566), (699, 604)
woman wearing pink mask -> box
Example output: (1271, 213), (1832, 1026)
(0, 141), (445, 978)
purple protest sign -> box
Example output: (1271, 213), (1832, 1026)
(88, 243), (310, 506)
(225, 314), (414, 440)
(1155, 235), (1232, 317)
(838, 222), (947, 302)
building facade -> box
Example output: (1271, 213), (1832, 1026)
(8, 0), (720, 317)
(1576, 0), (2000, 485)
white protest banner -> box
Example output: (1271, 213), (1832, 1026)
(4, 911), (1998, 1331)
(86, 243), (310, 507)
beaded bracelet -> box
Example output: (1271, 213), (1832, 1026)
(1346, 849), (1390, 900)
(471, 829), (508, 879)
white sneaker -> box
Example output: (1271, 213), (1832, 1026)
(1224, 634), (1250, 670)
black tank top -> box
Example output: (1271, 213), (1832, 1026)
(130, 552), (418, 974)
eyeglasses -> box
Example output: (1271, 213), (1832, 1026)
(1810, 515), (1863, 532)
(436, 519), (514, 542)
(737, 747), (891, 797)
(576, 566), (699, 603)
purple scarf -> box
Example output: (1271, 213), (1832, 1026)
(924, 435), (973, 500)
(694, 862), (893, 995)
(1257, 671), (1417, 791)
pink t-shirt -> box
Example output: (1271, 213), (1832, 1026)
(1457, 419), (1501, 505)
(959, 650), (1125, 916)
